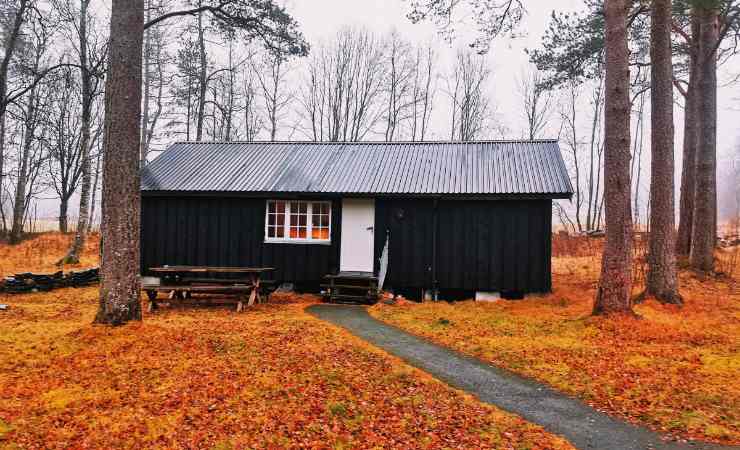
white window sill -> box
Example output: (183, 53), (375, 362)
(264, 239), (331, 246)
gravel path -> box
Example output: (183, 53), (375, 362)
(307, 304), (737, 450)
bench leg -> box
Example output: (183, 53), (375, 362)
(247, 289), (257, 307)
(146, 290), (158, 313)
(248, 275), (260, 306)
(236, 299), (244, 313)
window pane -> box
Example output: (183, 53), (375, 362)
(268, 200), (328, 242)
(311, 228), (330, 240)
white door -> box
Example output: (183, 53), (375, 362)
(340, 198), (375, 272)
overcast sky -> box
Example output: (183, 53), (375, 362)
(33, 0), (740, 223)
(290, 0), (738, 152)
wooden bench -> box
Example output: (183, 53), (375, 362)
(142, 284), (256, 312)
(143, 266), (275, 313)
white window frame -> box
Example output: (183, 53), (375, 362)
(264, 200), (332, 244)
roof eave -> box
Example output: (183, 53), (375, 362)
(141, 189), (572, 200)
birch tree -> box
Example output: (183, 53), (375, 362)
(253, 44), (292, 140)
(300, 27), (386, 142)
(517, 65), (553, 140)
(57, 0), (106, 263)
(9, 17), (52, 244)
(140, 0), (170, 164)
(45, 68), (84, 233)
(409, 43), (436, 141)
(447, 49), (492, 141)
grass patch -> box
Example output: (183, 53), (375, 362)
(370, 254), (740, 445)
(0, 235), (573, 450)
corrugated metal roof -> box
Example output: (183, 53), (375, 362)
(141, 140), (573, 197)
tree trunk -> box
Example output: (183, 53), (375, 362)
(60, 0), (93, 265)
(195, 9), (206, 142)
(0, 116), (6, 232)
(10, 86), (38, 244)
(59, 198), (69, 233)
(0, 0), (29, 235)
(140, 0), (151, 165)
(94, 0), (143, 325)
(646, 0), (680, 303)
(87, 148), (102, 232)
(676, 15), (700, 257)
(593, 0), (634, 315)
(689, 6), (718, 272)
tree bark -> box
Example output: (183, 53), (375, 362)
(94, 0), (143, 325)
(593, 0), (634, 315)
(87, 148), (102, 232)
(689, 6), (718, 272)
(61, 0), (93, 264)
(10, 65), (40, 244)
(646, 0), (680, 303)
(195, 9), (207, 141)
(0, 116), (6, 232)
(59, 198), (69, 233)
(676, 15), (700, 257)
(140, 0), (151, 165)
(0, 0), (29, 235)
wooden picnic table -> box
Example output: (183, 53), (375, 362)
(144, 266), (275, 312)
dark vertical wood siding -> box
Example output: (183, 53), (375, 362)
(374, 199), (552, 293)
(141, 196), (341, 283)
(142, 195), (552, 292)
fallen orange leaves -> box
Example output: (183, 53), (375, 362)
(370, 253), (740, 445)
(0, 232), (99, 276)
(0, 286), (573, 449)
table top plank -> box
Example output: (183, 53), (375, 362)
(150, 266), (275, 274)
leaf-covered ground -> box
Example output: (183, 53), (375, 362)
(370, 253), (740, 445)
(0, 273), (572, 448)
(0, 232), (99, 276)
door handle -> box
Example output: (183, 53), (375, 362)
(367, 226), (374, 231)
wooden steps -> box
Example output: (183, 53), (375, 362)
(322, 272), (379, 305)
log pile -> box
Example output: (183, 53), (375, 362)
(0, 268), (99, 294)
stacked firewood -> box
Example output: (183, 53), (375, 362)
(0, 268), (99, 294)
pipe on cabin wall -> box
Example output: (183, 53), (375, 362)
(432, 197), (439, 301)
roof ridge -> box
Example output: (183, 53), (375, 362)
(172, 139), (559, 145)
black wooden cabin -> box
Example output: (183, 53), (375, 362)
(141, 140), (573, 299)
